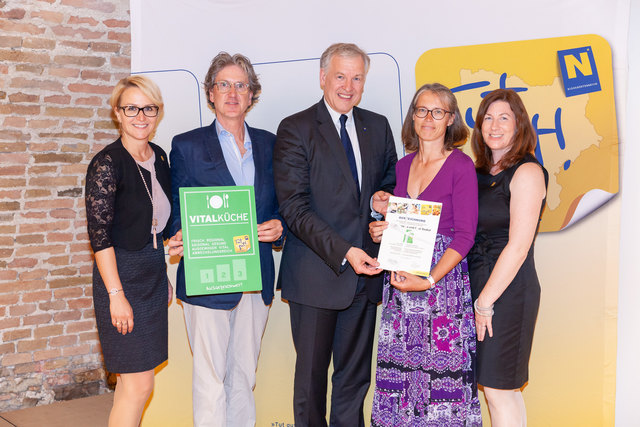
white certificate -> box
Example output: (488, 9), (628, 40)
(376, 196), (442, 276)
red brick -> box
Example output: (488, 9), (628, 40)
(43, 94), (71, 104)
(107, 31), (130, 43)
(3, 116), (27, 127)
(34, 349), (61, 362)
(28, 141), (59, 151)
(50, 335), (77, 347)
(68, 83), (113, 95)
(72, 254), (93, 264)
(25, 188), (52, 197)
(23, 37), (56, 50)
(19, 221), (69, 234)
(0, 130), (29, 142)
(43, 358), (70, 370)
(0, 190), (21, 199)
(62, 343), (92, 356)
(53, 54), (106, 67)
(94, 132), (116, 141)
(79, 331), (98, 342)
(50, 276), (90, 289)
(22, 313), (53, 326)
(24, 199), (74, 209)
(47, 255), (70, 266)
(54, 287), (84, 299)
(7, 257), (37, 269)
(90, 42), (120, 53)
(13, 361), (42, 375)
(16, 63), (45, 74)
(0, 293), (19, 305)
(0, 343), (16, 355)
(0, 142), (28, 153)
(68, 298), (92, 309)
(110, 56), (130, 69)
(1, 8), (27, 19)
(10, 304), (37, 316)
(44, 106), (94, 118)
(21, 290), (52, 302)
(53, 310), (82, 322)
(0, 35), (21, 48)
(29, 119), (59, 129)
(39, 300), (66, 311)
(34, 325), (64, 339)
(0, 21), (45, 37)
(31, 10), (64, 23)
(0, 104), (40, 115)
(47, 232), (74, 243)
(0, 49), (50, 64)
(51, 267), (77, 276)
(60, 0), (116, 13)
(0, 152), (29, 163)
(76, 96), (103, 106)
(0, 165), (26, 175)
(61, 143), (90, 152)
(51, 25), (105, 40)
(67, 320), (95, 334)
(15, 234), (45, 244)
(17, 338), (48, 352)
(0, 224), (16, 233)
(48, 67), (80, 78)
(50, 209), (77, 219)
(1, 352), (32, 366)
(3, 329), (31, 342)
(0, 270), (17, 281)
(0, 318), (20, 330)
(60, 40), (92, 51)
(29, 176), (78, 186)
(10, 76), (63, 92)
(16, 245), (66, 257)
(8, 92), (39, 103)
(68, 15), (98, 26)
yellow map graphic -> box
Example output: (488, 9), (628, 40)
(415, 35), (619, 232)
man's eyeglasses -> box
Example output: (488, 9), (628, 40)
(213, 81), (250, 94)
(119, 105), (160, 117)
(414, 107), (451, 120)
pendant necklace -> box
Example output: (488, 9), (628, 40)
(135, 160), (158, 249)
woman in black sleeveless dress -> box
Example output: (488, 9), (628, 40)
(467, 89), (548, 426)
(85, 76), (171, 427)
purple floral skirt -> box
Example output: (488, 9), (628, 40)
(371, 234), (482, 426)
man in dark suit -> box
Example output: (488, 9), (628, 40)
(273, 43), (398, 426)
(167, 52), (284, 427)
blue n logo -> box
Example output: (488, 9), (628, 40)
(557, 46), (601, 97)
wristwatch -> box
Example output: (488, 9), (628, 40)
(108, 288), (123, 296)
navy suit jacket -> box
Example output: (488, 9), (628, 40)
(273, 100), (397, 310)
(170, 120), (284, 309)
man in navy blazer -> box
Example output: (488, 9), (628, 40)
(168, 52), (284, 427)
(273, 43), (397, 426)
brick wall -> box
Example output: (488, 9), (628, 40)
(0, 0), (130, 411)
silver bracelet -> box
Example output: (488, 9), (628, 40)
(474, 299), (494, 316)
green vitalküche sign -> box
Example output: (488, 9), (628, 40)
(179, 186), (262, 296)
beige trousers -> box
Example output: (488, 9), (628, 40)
(183, 293), (270, 427)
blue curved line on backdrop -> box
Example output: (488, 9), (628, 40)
(132, 69), (203, 128)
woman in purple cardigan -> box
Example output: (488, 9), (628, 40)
(369, 83), (482, 426)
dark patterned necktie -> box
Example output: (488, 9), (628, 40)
(340, 114), (360, 196)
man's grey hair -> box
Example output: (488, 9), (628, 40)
(319, 43), (370, 73)
(203, 52), (261, 111)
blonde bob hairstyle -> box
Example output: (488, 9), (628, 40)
(110, 75), (165, 125)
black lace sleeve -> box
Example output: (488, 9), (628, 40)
(85, 152), (116, 252)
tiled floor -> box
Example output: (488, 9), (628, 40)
(0, 393), (112, 427)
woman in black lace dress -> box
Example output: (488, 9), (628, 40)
(85, 75), (171, 427)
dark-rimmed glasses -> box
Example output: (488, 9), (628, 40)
(213, 81), (250, 94)
(414, 107), (451, 120)
(119, 105), (160, 117)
